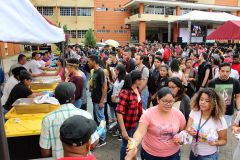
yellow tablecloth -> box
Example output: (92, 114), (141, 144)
(5, 117), (42, 138)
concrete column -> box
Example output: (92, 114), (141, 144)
(173, 23), (179, 42)
(173, 6), (181, 43)
(207, 9), (213, 29)
(237, 11), (240, 16)
(0, 42), (6, 59)
(139, 21), (146, 44)
(7, 43), (14, 56)
(176, 6), (180, 16)
(139, 3), (144, 14)
(168, 23), (171, 42)
(188, 20), (191, 44)
(13, 44), (21, 54)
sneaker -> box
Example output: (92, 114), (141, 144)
(117, 135), (122, 141)
(97, 140), (106, 148)
(112, 130), (119, 137)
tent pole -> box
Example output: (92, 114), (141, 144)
(0, 100), (10, 160)
(61, 41), (66, 81)
(0, 45), (10, 160)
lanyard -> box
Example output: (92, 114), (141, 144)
(195, 112), (211, 142)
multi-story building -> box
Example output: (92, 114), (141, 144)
(31, 0), (94, 44)
(124, 0), (240, 44)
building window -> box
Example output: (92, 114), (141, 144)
(69, 30), (76, 38)
(78, 8), (91, 16)
(96, 8), (109, 11)
(114, 8), (128, 12)
(96, 30), (110, 33)
(114, 30), (128, 33)
(37, 7), (53, 16)
(60, 7), (76, 16)
(144, 5), (164, 15)
(165, 7), (176, 15)
(78, 30), (87, 38)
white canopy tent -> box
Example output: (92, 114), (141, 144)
(169, 10), (240, 23)
(0, 0), (65, 159)
(168, 10), (240, 43)
(0, 0), (65, 44)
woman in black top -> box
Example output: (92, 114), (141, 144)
(168, 77), (191, 121)
(152, 64), (170, 106)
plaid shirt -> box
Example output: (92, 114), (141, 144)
(116, 88), (143, 129)
(39, 103), (99, 159)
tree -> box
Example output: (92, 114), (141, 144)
(56, 23), (69, 53)
(84, 28), (96, 47)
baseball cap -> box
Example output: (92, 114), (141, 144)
(12, 66), (26, 77)
(54, 82), (76, 104)
(60, 115), (97, 146)
(19, 70), (32, 80)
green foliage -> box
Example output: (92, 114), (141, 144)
(84, 28), (96, 47)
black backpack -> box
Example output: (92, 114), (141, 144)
(141, 66), (156, 95)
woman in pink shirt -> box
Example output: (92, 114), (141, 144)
(126, 87), (186, 160)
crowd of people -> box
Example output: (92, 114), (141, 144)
(2, 43), (240, 160)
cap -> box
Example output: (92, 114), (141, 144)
(19, 70), (32, 80)
(60, 115), (97, 146)
(54, 82), (76, 104)
(12, 66), (26, 76)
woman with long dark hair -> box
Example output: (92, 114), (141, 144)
(168, 77), (191, 121)
(169, 59), (187, 86)
(116, 70), (143, 160)
(102, 57), (115, 125)
(148, 53), (155, 70)
(111, 64), (126, 138)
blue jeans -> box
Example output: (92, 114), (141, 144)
(73, 98), (82, 109)
(86, 72), (90, 91)
(190, 151), (218, 160)
(120, 128), (137, 160)
(141, 147), (180, 160)
(93, 103), (106, 142)
(141, 88), (149, 110)
(224, 115), (233, 127)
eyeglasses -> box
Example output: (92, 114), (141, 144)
(160, 99), (175, 105)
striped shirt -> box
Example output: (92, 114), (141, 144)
(39, 103), (99, 159)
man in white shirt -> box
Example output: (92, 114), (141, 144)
(9, 54), (27, 76)
(29, 52), (46, 77)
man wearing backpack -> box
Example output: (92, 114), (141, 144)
(135, 53), (149, 110)
(208, 62), (240, 127)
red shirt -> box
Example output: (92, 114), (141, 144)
(163, 48), (171, 62)
(232, 63), (240, 75)
(58, 155), (96, 160)
(116, 88), (143, 129)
